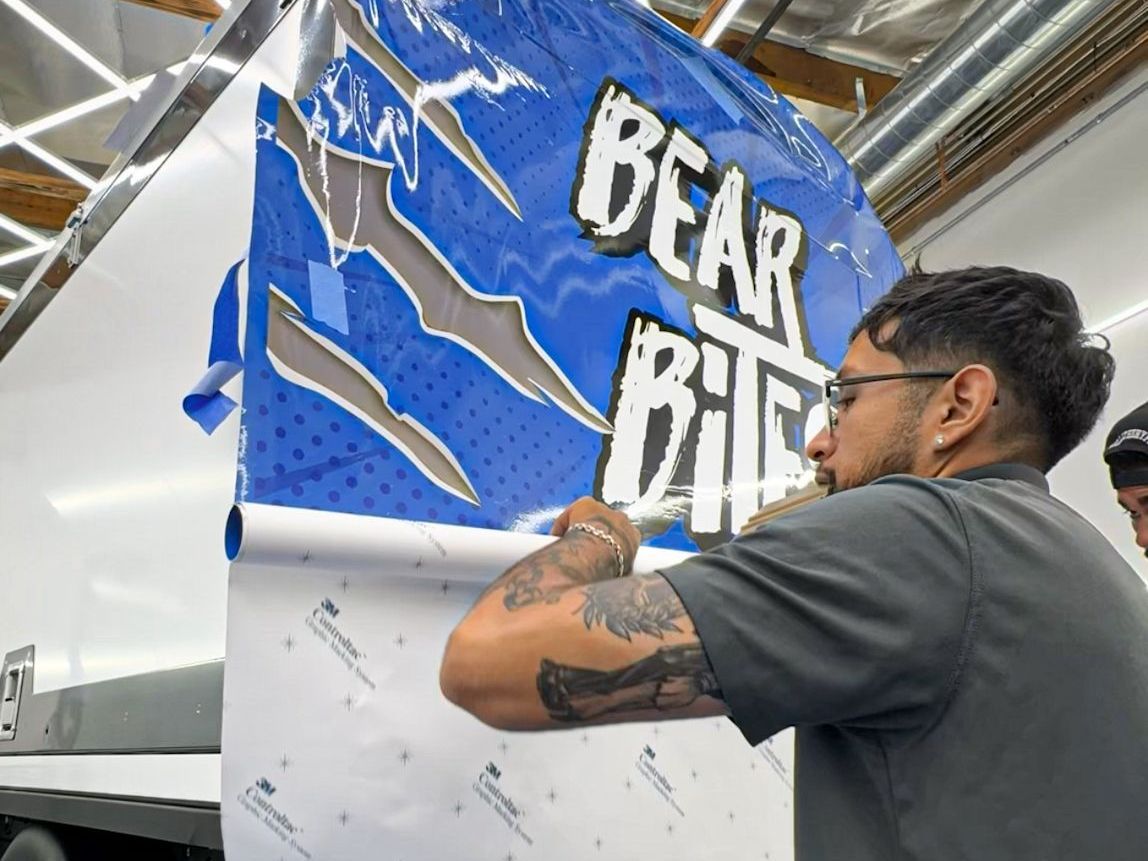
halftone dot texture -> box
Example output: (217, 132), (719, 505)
(237, 0), (903, 550)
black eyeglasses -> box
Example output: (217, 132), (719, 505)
(823, 371), (958, 434)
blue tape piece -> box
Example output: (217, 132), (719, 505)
(183, 259), (245, 434)
(308, 259), (349, 334)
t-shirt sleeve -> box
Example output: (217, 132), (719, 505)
(660, 477), (974, 745)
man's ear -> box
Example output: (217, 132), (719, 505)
(935, 364), (998, 448)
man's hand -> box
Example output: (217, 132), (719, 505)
(550, 497), (641, 576)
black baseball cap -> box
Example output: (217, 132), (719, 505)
(1104, 400), (1148, 489)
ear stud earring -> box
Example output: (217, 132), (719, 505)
(935, 434), (945, 448)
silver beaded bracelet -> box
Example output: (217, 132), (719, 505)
(568, 522), (627, 578)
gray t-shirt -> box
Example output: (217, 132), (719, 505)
(661, 463), (1148, 860)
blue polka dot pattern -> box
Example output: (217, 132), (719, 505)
(234, 4), (901, 550)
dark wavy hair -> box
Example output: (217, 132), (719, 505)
(851, 265), (1115, 470)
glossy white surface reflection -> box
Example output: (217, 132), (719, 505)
(0, 4), (307, 693)
(0, 754), (220, 802)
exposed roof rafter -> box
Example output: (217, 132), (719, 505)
(658, 10), (900, 113)
(0, 168), (87, 232)
(120, 0), (227, 22)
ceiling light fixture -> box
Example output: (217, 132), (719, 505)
(1091, 299), (1148, 335)
(0, 0), (133, 97)
(0, 241), (53, 271)
(0, 123), (97, 189)
(700, 0), (752, 47)
(0, 85), (145, 150)
(0, 61), (184, 153)
(0, 213), (46, 246)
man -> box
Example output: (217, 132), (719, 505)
(1104, 399), (1148, 557)
(440, 267), (1148, 860)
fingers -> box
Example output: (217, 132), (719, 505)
(549, 506), (571, 536)
(551, 496), (599, 537)
(550, 497), (641, 571)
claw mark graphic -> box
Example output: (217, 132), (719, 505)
(274, 95), (612, 434)
(299, 0), (530, 219)
(266, 284), (480, 504)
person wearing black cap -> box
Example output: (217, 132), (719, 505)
(1105, 399), (1148, 556)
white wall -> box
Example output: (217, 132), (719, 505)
(899, 69), (1148, 573)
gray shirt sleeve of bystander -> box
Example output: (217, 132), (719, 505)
(659, 476), (975, 745)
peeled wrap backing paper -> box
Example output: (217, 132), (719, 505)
(222, 503), (796, 859)
(213, 0), (904, 856)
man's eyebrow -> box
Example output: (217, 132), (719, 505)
(1137, 494), (1148, 508)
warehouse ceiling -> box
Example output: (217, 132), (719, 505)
(0, 0), (1124, 309)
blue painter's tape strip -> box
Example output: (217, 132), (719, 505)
(183, 259), (245, 434)
(308, 259), (349, 334)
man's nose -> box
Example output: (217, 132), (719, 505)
(1136, 522), (1148, 549)
(806, 426), (834, 463)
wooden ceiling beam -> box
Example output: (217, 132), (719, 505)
(689, 0), (735, 38)
(118, 1), (898, 112)
(885, 29), (1148, 243)
(119, 0), (225, 22)
(0, 167), (87, 232)
(658, 10), (900, 113)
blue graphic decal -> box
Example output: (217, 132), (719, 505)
(229, 0), (903, 550)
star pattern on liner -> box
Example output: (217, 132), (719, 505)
(594, 836), (603, 851)
(666, 822), (675, 835)
(398, 749), (412, 765)
(338, 810), (350, 826)
(300, 550), (312, 564)
(546, 788), (557, 803)
(453, 801), (465, 817)
(279, 754), (291, 772)
(440, 580), (450, 595)
(728, 810), (736, 822)
(394, 633), (407, 649)
(414, 556), (424, 570)
(580, 732), (589, 745)
(341, 575), (350, 593)
(282, 634), (296, 653)
(499, 740), (509, 755)
(342, 693), (356, 711)
(504, 853), (515, 861)
(690, 769), (699, 781)
(623, 778), (633, 791)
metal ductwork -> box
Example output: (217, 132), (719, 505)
(835, 0), (1122, 200)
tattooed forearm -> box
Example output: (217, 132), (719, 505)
(537, 644), (723, 722)
(481, 531), (618, 611)
(576, 575), (686, 641)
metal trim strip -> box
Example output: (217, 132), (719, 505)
(0, 649), (222, 755)
(0, 788), (222, 850)
(0, 0), (296, 360)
